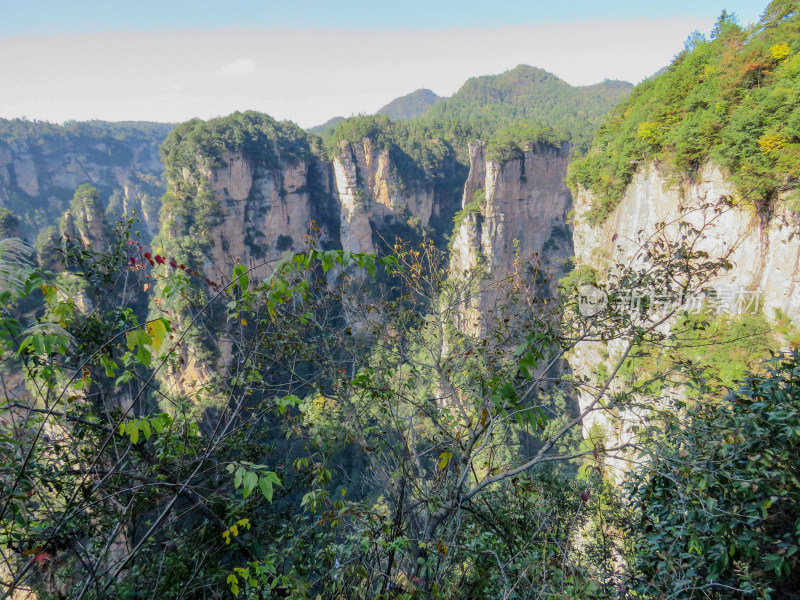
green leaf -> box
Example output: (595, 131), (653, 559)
(151, 414), (167, 434)
(234, 467), (244, 489)
(139, 418), (152, 441)
(363, 255), (377, 278)
(126, 329), (150, 351)
(100, 355), (118, 378)
(438, 450), (452, 470)
(322, 250), (339, 273)
(126, 329), (152, 366)
(135, 344), (151, 367)
(259, 476), (274, 502)
(115, 370), (134, 386)
(125, 422), (139, 444)
(276, 394), (300, 414)
(232, 264), (249, 293)
(243, 471), (258, 498)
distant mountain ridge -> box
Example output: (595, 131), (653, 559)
(376, 89), (443, 121)
(308, 116), (346, 136)
(420, 65), (633, 152)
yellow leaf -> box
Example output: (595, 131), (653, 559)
(438, 450), (452, 470)
(146, 319), (167, 353)
(771, 43), (791, 61)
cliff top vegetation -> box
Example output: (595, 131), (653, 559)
(569, 0), (800, 223)
(160, 111), (322, 177)
(323, 65), (631, 168)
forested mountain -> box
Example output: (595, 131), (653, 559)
(315, 66), (633, 186)
(307, 115), (346, 136)
(376, 88), (443, 120)
(420, 65), (633, 152)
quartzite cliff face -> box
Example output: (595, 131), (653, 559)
(173, 136), (453, 282)
(198, 150), (338, 282)
(573, 163), (800, 323)
(568, 162), (800, 473)
(333, 138), (441, 255)
(449, 141), (574, 332)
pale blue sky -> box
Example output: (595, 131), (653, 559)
(1, 0), (766, 35)
(0, 1), (770, 126)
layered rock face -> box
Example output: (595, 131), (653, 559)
(167, 137), (447, 283)
(449, 142), (574, 332)
(198, 150), (337, 282)
(333, 139), (436, 254)
(568, 162), (800, 474)
(573, 162), (800, 324)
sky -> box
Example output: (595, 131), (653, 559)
(0, 0), (769, 128)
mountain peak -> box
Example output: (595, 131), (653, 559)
(376, 89), (443, 121)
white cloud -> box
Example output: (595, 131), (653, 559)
(0, 18), (714, 127)
(220, 58), (257, 77)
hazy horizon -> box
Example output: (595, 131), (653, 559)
(1, 1), (767, 128)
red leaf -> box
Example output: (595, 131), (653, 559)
(143, 252), (152, 260)
(155, 255), (166, 265)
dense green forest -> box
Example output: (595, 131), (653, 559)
(418, 65), (632, 154)
(160, 112), (321, 176)
(569, 1), (800, 223)
(2, 197), (798, 599)
(0, 119), (174, 148)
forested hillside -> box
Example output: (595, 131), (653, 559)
(420, 65), (633, 153)
(376, 89), (443, 121)
(312, 65), (632, 163)
(569, 1), (800, 222)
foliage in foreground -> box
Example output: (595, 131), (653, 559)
(628, 352), (800, 598)
(2, 200), (800, 598)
